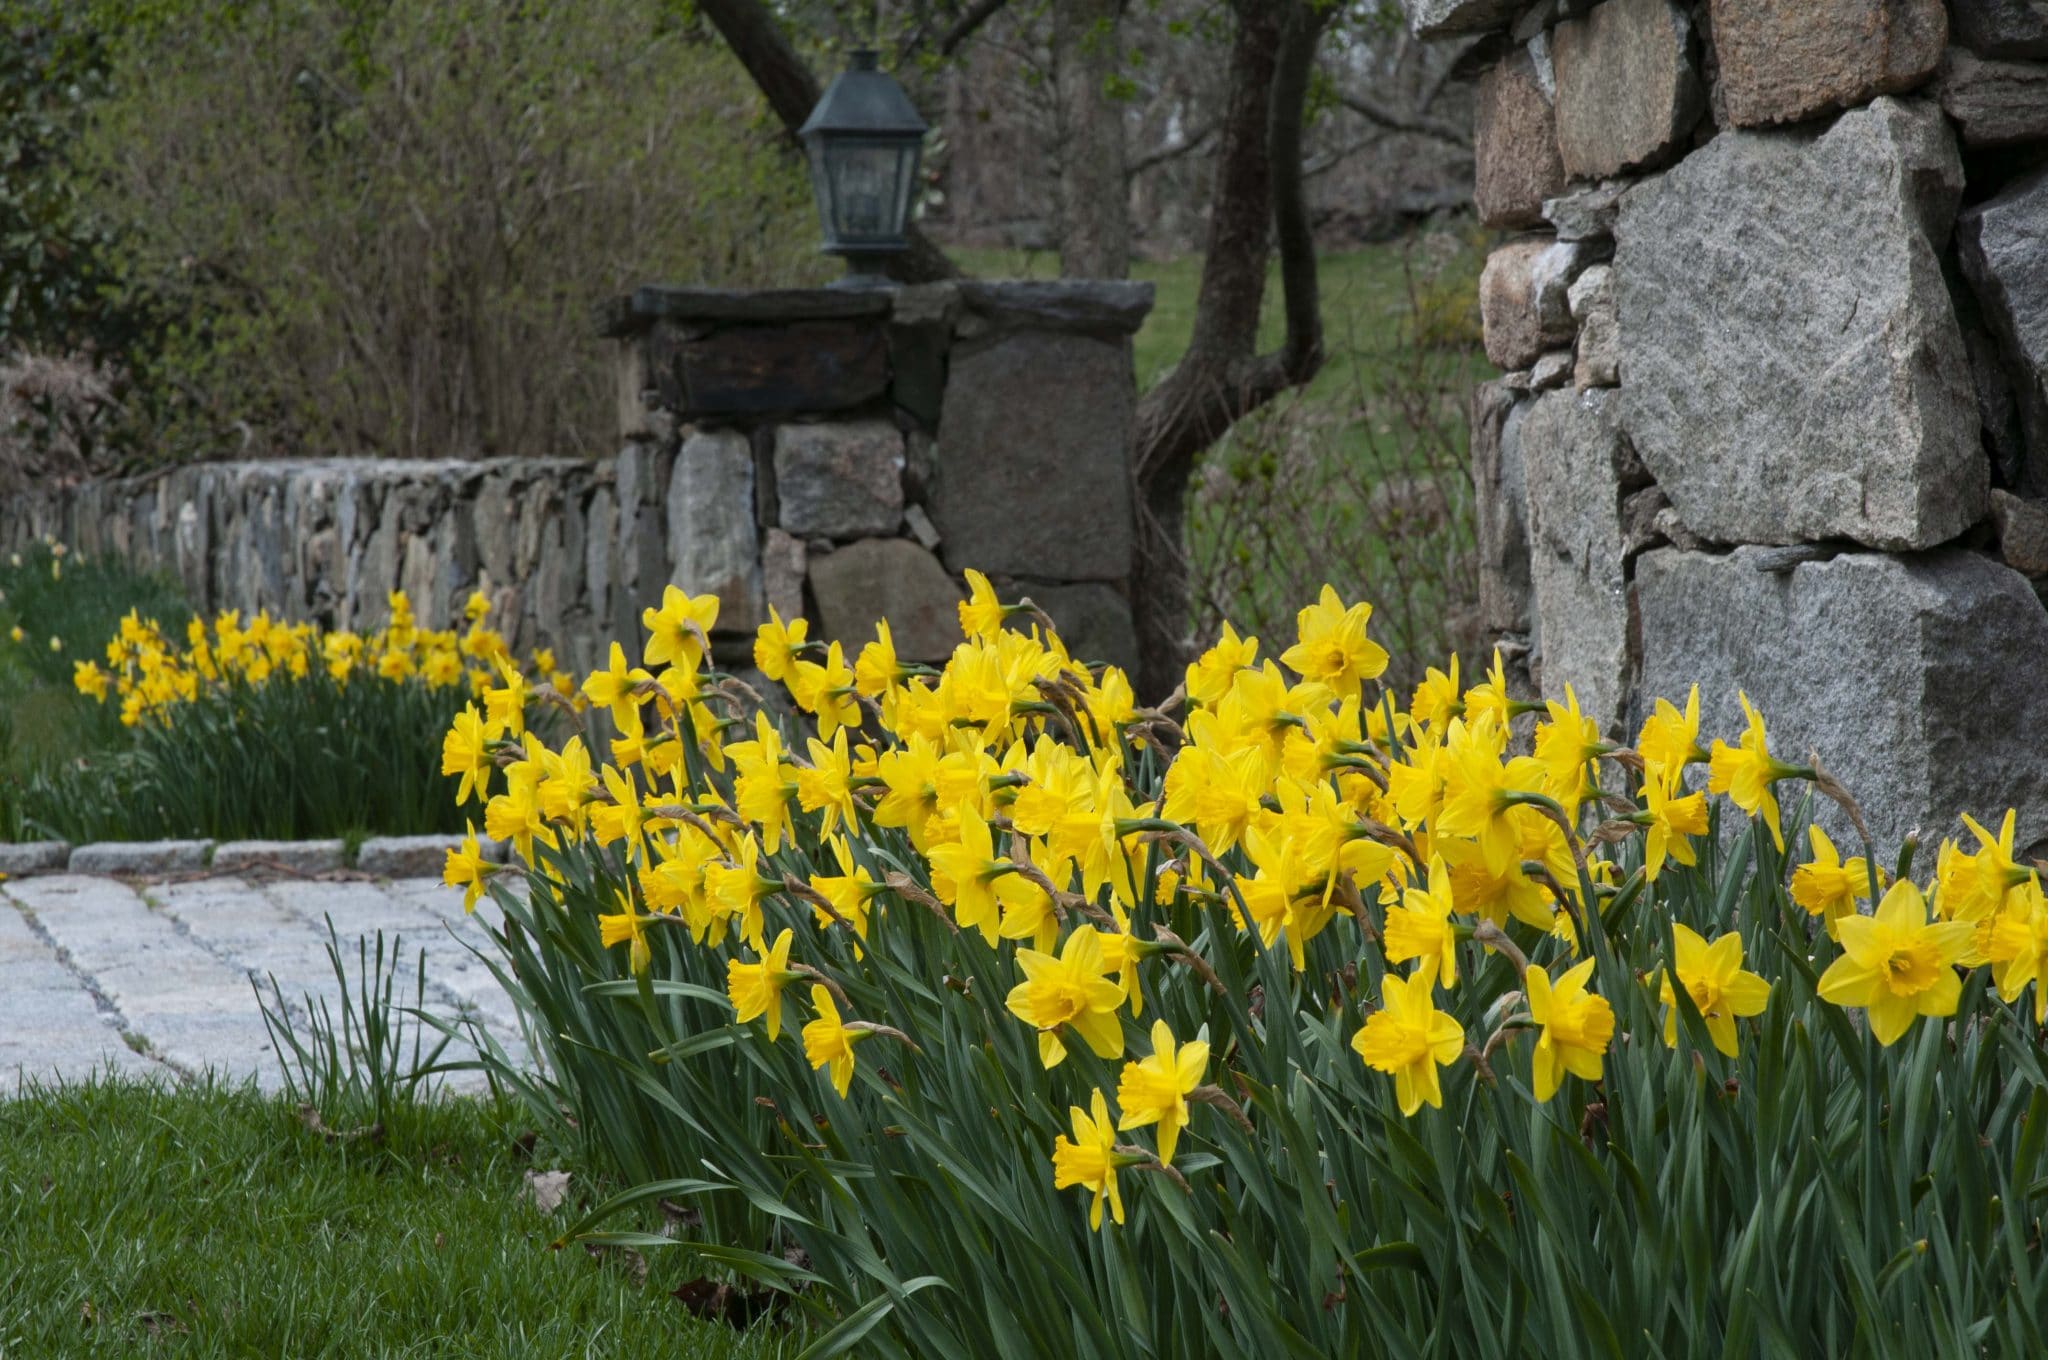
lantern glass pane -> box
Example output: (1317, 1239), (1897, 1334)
(892, 142), (922, 236)
(826, 140), (904, 244)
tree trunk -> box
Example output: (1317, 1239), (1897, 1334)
(1129, 0), (1327, 699)
(1052, 0), (1130, 279)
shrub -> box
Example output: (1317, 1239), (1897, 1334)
(446, 575), (2048, 1356)
(66, 0), (819, 465)
(19, 588), (565, 842)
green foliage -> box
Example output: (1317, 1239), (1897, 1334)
(0, 1077), (791, 1357)
(56, 0), (819, 464)
(0, 2), (129, 353)
(258, 918), (458, 1131)
(20, 666), (476, 843)
(0, 540), (191, 836)
(0, 539), (190, 689)
(468, 740), (2048, 1357)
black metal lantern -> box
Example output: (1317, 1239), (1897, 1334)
(799, 49), (927, 288)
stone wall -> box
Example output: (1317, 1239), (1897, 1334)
(0, 281), (1152, 679)
(1414, 0), (2048, 852)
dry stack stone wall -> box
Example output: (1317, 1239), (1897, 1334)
(0, 281), (1152, 681)
(1413, 0), (2048, 852)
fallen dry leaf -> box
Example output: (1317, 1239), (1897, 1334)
(524, 1168), (572, 1215)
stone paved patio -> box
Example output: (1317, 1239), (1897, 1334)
(0, 874), (529, 1097)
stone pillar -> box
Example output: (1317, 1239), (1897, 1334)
(603, 280), (1153, 675)
(1407, 0), (2048, 852)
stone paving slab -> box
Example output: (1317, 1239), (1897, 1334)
(0, 892), (164, 1094)
(0, 875), (532, 1097)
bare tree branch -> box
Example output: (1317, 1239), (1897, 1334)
(936, 0), (1015, 58)
(1125, 120), (1217, 178)
(1333, 86), (1472, 147)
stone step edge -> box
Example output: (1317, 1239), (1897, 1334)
(0, 834), (512, 880)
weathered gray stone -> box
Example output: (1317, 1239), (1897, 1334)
(954, 281), (1155, 338)
(209, 840), (346, 875)
(1617, 97), (1981, 549)
(1404, 0), (1529, 39)
(0, 842), (70, 876)
(1543, 179), (1629, 242)
(1568, 263), (1619, 388)
(68, 841), (214, 875)
(1936, 47), (2048, 145)
(356, 834), (508, 880)
(1530, 350), (1574, 391)
(1520, 388), (1638, 731)
(904, 503), (942, 550)
(1709, 0), (1946, 128)
(1476, 45), (1566, 229)
(1958, 166), (2048, 494)
(808, 537), (965, 663)
(762, 527), (808, 623)
(1471, 381), (1532, 634)
(667, 429), (763, 634)
(1481, 238), (1578, 370)
(1951, 0), (2048, 60)
(933, 332), (1135, 582)
(603, 286), (891, 333)
(1017, 580), (1140, 676)
(1990, 490), (2048, 574)
(1635, 547), (2048, 849)
(774, 421), (905, 540)
(1553, 0), (1703, 179)
(1620, 484), (1673, 561)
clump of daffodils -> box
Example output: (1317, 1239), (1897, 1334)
(76, 590), (566, 727)
(445, 568), (2046, 1233)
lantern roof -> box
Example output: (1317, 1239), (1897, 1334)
(798, 49), (928, 139)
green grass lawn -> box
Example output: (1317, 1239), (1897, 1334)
(948, 240), (1487, 395)
(0, 1079), (788, 1358)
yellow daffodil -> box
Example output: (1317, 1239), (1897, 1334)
(1114, 1020), (1208, 1166)
(958, 569), (1012, 641)
(1657, 924), (1770, 1056)
(1382, 854), (1460, 986)
(1641, 769), (1707, 883)
(1526, 958), (1614, 1102)
(1352, 969), (1465, 1115)
(582, 642), (652, 737)
(1005, 925), (1126, 1068)
(752, 607), (808, 685)
(1185, 622), (1258, 708)
(442, 825), (496, 913)
(1790, 824), (1873, 939)
(1280, 584), (1388, 697)
(643, 585), (719, 672)
(1707, 692), (1800, 851)
(1533, 686), (1606, 808)
(1409, 654), (1461, 730)
(802, 984), (866, 1097)
(598, 891), (656, 974)
(1637, 686), (1706, 782)
(1051, 1089), (1126, 1230)
(727, 928), (799, 1041)
(1816, 880), (1972, 1046)
(1989, 882), (2048, 1024)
